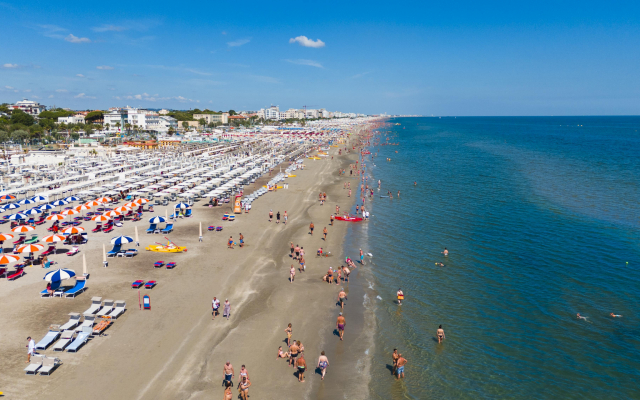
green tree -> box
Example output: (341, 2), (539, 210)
(70, 132), (80, 140)
(105, 123), (110, 132)
(10, 109), (35, 126)
(85, 111), (103, 123)
(125, 123), (131, 135)
(182, 121), (189, 130)
(0, 130), (9, 143)
(198, 118), (206, 130)
(167, 127), (175, 136)
(228, 110), (237, 116)
(115, 122), (121, 132)
(11, 129), (29, 144)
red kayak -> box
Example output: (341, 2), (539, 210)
(335, 215), (363, 222)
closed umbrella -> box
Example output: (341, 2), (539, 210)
(149, 216), (166, 224)
(12, 225), (35, 233)
(110, 235), (134, 245)
(82, 253), (87, 276)
(43, 268), (76, 282)
(61, 226), (85, 234)
(134, 226), (139, 246)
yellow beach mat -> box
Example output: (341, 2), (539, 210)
(263, 185), (284, 189)
(145, 245), (186, 253)
(287, 174), (297, 177)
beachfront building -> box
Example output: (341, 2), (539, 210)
(193, 113), (229, 125)
(104, 109), (129, 134)
(104, 108), (177, 134)
(57, 114), (86, 124)
(123, 140), (158, 149)
(6, 99), (46, 116)
(257, 106), (281, 120)
(145, 115), (178, 133)
(159, 138), (182, 147)
(158, 109), (171, 115)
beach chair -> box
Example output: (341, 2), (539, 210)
(92, 224), (102, 233)
(153, 261), (164, 268)
(13, 236), (25, 245)
(207, 225), (215, 231)
(146, 223), (157, 234)
(96, 299), (114, 317)
(67, 327), (91, 352)
(184, 208), (192, 218)
(41, 245), (56, 256)
(216, 226), (223, 231)
(7, 267), (24, 280)
(35, 331), (61, 350)
(83, 297), (102, 315)
(24, 355), (44, 375)
(132, 280), (144, 288)
(64, 279), (87, 298)
(76, 315), (96, 333)
(40, 287), (54, 297)
(92, 317), (112, 336)
(110, 300), (126, 319)
(107, 244), (122, 257)
(34, 215), (46, 225)
(166, 262), (176, 269)
(66, 246), (80, 256)
(0, 267), (6, 278)
(145, 280), (157, 289)
(60, 313), (82, 330)
(25, 235), (38, 244)
(222, 213), (229, 220)
(123, 249), (138, 257)
(132, 213), (142, 222)
(161, 223), (174, 234)
(103, 223), (114, 233)
(39, 356), (61, 375)
(53, 330), (76, 352)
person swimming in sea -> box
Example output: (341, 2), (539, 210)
(610, 313), (623, 318)
(577, 313), (589, 321)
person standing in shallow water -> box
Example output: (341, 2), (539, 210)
(437, 325), (446, 343)
(318, 351), (329, 380)
(396, 354), (407, 379)
(336, 312), (346, 340)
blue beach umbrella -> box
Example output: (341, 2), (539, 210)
(23, 209), (42, 215)
(9, 213), (27, 220)
(39, 204), (55, 211)
(51, 200), (69, 207)
(3, 203), (21, 210)
(64, 196), (80, 202)
(110, 235), (134, 245)
(148, 216), (166, 224)
(174, 202), (190, 209)
(31, 195), (47, 202)
(19, 198), (36, 205)
(43, 268), (76, 282)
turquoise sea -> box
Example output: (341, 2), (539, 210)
(352, 117), (640, 399)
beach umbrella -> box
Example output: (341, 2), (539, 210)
(61, 209), (79, 216)
(82, 253), (87, 276)
(23, 208), (42, 215)
(92, 215), (110, 222)
(0, 254), (20, 264)
(12, 225), (35, 233)
(103, 210), (121, 218)
(0, 233), (14, 241)
(19, 198), (36, 205)
(46, 214), (66, 221)
(50, 200), (69, 207)
(174, 202), (190, 209)
(123, 202), (137, 208)
(31, 195), (47, 202)
(9, 213), (27, 220)
(16, 243), (45, 253)
(3, 203), (20, 210)
(96, 197), (112, 203)
(43, 268), (76, 282)
(41, 234), (65, 243)
(0, 195), (16, 200)
(64, 196), (80, 202)
(39, 204), (55, 211)
(74, 204), (91, 212)
(61, 226), (85, 234)
(134, 198), (149, 205)
(113, 206), (131, 213)
(110, 235), (134, 245)
(148, 216), (166, 224)
(84, 200), (102, 207)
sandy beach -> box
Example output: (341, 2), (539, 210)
(0, 136), (375, 399)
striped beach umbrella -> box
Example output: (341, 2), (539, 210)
(31, 195), (47, 202)
(39, 204), (55, 211)
(0, 254), (20, 264)
(51, 200), (69, 207)
(61, 209), (80, 216)
(134, 198), (150, 205)
(46, 214), (67, 221)
(103, 210), (121, 218)
(148, 216), (166, 224)
(96, 197), (112, 203)
(174, 202), (190, 209)
(61, 226), (85, 234)
(12, 225), (36, 233)
(110, 235), (134, 245)
(113, 206), (131, 213)
(64, 196), (80, 202)
(84, 200), (102, 207)
(74, 204), (92, 212)
(3, 203), (20, 210)
(19, 198), (36, 205)
(0, 195), (16, 200)
(43, 268), (76, 282)
(0, 233), (15, 241)
(23, 208), (42, 215)
(16, 243), (45, 253)
(123, 202), (137, 208)
(91, 215), (110, 222)
(8, 213), (27, 220)
(41, 234), (65, 243)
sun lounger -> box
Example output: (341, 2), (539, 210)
(76, 315), (96, 332)
(96, 299), (114, 317)
(166, 262), (176, 269)
(103, 224), (114, 233)
(53, 330), (76, 352)
(145, 280), (157, 289)
(107, 244), (122, 257)
(24, 355), (44, 375)
(35, 331), (61, 350)
(66, 246), (80, 256)
(184, 209), (192, 218)
(64, 279), (87, 298)
(67, 327), (91, 352)
(0, 267), (6, 278)
(60, 313), (82, 330)
(7, 267), (24, 280)
(146, 223), (157, 234)
(110, 300), (126, 319)
(34, 216), (46, 225)
(92, 225), (102, 233)
(132, 280), (144, 288)
(123, 249), (138, 257)
(83, 297), (102, 315)
(39, 356), (61, 375)
(41, 245), (56, 256)
(153, 261), (164, 268)
(40, 288), (54, 297)
(25, 235), (38, 244)
(161, 223), (174, 234)
(92, 317), (112, 336)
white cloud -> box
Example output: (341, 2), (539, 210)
(120, 93), (199, 103)
(76, 73), (85, 78)
(227, 38), (251, 47)
(289, 36), (325, 48)
(74, 93), (96, 99)
(32, 95), (40, 99)
(23, 89), (31, 93)
(2, 63), (19, 68)
(92, 24), (126, 32)
(56, 89), (68, 93)
(48, 95), (54, 98)
(285, 59), (324, 68)
(65, 34), (91, 43)
(96, 65), (114, 70)
(351, 71), (372, 79)
(5, 86), (14, 90)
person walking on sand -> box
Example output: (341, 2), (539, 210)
(294, 244), (300, 260)
(223, 381), (233, 400)
(296, 353), (307, 382)
(396, 354), (407, 379)
(323, 227), (328, 241)
(239, 365), (250, 381)
(285, 323), (293, 346)
(342, 265), (350, 282)
(330, 214), (334, 226)
(290, 265), (296, 283)
(290, 242), (295, 258)
(348, 189), (351, 197)
(437, 325), (446, 343)
(336, 313), (346, 340)
(276, 211), (281, 224)
(299, 254), (305, 272)
(223, 299), (231, 320)
(212, 297), (220, 320)
(392, 349), (399, 374)
(237, 376), (251, 400)
(228, 236), (234, 249)
(26, 336), (35, 363)
(309, 222), (314, 235)
(397, 288), (404, 305)
(269, 210), (273, 222)
(223, 361), (234, 386)
(336, 205), (340, 214)
(284, 211), (288, 225)
(239, 233), (244, 248)
(335, 268), (342, 285)
(318, 351), (329, 380)
(338, 288), (347, 310)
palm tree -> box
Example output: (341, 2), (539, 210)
(105, 123), (110, 134)
(125, 123), (131, 136)
(115, 122), (121, 135)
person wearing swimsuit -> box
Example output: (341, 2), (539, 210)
(285, 323), (292, 346)
(223, 361), (234, 386)
(276, 211), (280, 224)
(239, 365), (249, 381)
(437, 325), (445, 343)
(318, 351), (329, 380)
(296, 353), (307, 382)
(290, 265), (296, 283)
(309, 222), (314, 235)
(223, 381), (233, 400)
(237, 376), (251, 400)
(289, 341), (299, 367)
(337, 313), (346, 340)
(397, 289), (404, 305)
(269, 210), (273, 222)
(290, 242), (295, 257)
(277, 346), (289, 359)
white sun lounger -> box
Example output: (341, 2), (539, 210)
(67, 327), (92, 352)
(35, 331), (61, 350)
(24, 355), (44, 375)
(60, 312), (82, 331)
(96, 299), (114, 317)
(75, 315), (95, 332)
(110, 300), (126, 319)
(39, 356), (61, 375)
(83, 297), (103, 315)
(53, 330), (75, 352)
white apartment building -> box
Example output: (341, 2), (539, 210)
(103, 109), (129, 133)
(8, 99), (46, 116)
(57, 114), (86, 125)
(145, 115), (178, 133)
(257, 106), (280, 120)
(193, 113), (229, 124)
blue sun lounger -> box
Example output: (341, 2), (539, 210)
(35, 331), (61, 350)
(66, 327), (92, 352)
(107, 244), (122, 257)
(146, 223), (157, 234)
(64, 279), (87, 298)
(161, 223), (174, 234)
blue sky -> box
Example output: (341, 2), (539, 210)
(1, 0), (639, 115)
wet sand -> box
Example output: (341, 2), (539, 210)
(0, 141), (373, 399)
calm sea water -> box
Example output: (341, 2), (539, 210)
(354, 117), (640, 399)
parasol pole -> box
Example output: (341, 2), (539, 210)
(135, 225), (139, 247)
(199, 221), (202, 242)
(102, 243), (107, 267)
(82, 253), (87, 277)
